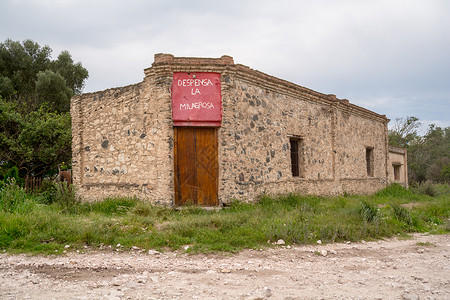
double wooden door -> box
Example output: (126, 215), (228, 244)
(174, 127), (218, 206)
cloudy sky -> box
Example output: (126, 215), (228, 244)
(1, 0), (449, 133)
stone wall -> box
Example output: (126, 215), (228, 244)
(388, 146), (408, 187)
(71, 71), (174, 204)
(218, 66), (389, 202)
(72, 53), (394, 205)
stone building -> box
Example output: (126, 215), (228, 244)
(71, 54), (407, 206)
(388, 146), (408, 187)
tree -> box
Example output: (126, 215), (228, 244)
(389, 117), (450, 183)
(0, 39), (88, 114)
(35, 70), (73, 113)
(420, 125), (450, 183)
(0, 39), (87, 180)
(388, 116), (420, 148)
(0, 97), (72, 178)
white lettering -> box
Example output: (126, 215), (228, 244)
(179, 102), (215, 110)
(191, 88), (201, 95)
(177, 78), (214, 87)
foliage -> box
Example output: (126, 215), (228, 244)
(0, 178), (36, 213)
(0, 166), (22, 189)
(408, 125), (450, 183)
(374, 183), (416, 198)
(88, 197), (137, 215)
(0, 39), (88, 114)
(389, 117), (449, 183)
(391, 204), (413, 226)
(0, 39), (87, 179)
(35, 70), (73, 113)
(53, 182), (79, 211)
(0, 98), (72, 177)
(36, 179), (58, 204)
(0, 184), (448, 254)
(388, 116), (421, 148)
(441, 165), (450, 182)
(410, 181), (439, 197)
(359, 201), (379, 222)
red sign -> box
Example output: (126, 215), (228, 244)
(172, 72), (222, 126)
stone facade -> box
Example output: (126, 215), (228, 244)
(71, 54), (402, 205)
(388, 146), (408, 187)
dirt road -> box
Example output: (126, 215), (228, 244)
(1, 233), (449, 300)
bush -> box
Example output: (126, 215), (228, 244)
(411, 181), (438, 197)
(0, 178), (32, 213)
(53, 182), (79, 210)
(36, 180), (58, 204)
(0, 166), (22, 189)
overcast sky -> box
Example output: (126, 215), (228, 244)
(1, 0), (449, 133)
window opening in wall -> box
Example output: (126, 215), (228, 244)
(366, 147), (374, 177)
(393, 164), (401, 181)
(290, 138), (305, 178)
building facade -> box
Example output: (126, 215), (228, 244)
(388, 146), (408, 187)
(71, 54), (407, 206)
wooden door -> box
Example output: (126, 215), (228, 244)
(174, 127), (218, 206)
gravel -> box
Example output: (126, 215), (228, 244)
(1, 233), (449, 299)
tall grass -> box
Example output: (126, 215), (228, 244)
(0, 183), (448, 254)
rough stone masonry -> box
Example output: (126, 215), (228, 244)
(71, 54), (407, 205)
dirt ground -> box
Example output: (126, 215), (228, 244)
(0, 233), (449, 300)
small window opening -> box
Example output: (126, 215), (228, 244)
(393, 164), (401, 181)
(366, 147), (374, 177)
(290, 138), (305, 178)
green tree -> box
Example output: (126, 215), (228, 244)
(0, 39), (88, 113)
(388, 116), (420, 148)
(420, 125), (450, 183)
(35, 70), (73, 113)
(389, 117), (450, 183)
(0, 39), (87, 180)
(0, 98), (72, 177)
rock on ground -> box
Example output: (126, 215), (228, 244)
(0, 233), (449, 299)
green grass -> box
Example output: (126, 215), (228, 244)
(0, 183), (449, 254)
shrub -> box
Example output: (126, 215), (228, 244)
(0, 178), (32, 213)
(0, 166), (22, 189)
(54, 182), (79, 210)
(412, 181), (438, 197)
(36, 180), (58, 204)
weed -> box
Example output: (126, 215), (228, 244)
(89, 197), (137, 215)
(227, 199), (253, 212)
(0, 178), (35, 213)
(391, 204), (413, 226)
(416, 242), (435, 247)
(359, 201), (379, 222)
(0, 184), (449, 254)
(54, 182), (79, 211)
(132, 201), (153, 217)
(375, 183), (415, 198)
